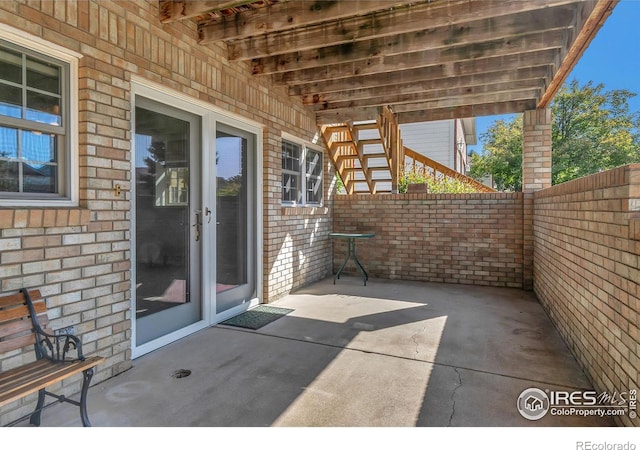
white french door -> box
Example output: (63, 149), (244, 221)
(133, 97), (202, 346)
(213, 123), (257, 315)
(131, 79), (262, 358)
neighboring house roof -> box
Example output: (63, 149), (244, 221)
(461, 118), (477, 146)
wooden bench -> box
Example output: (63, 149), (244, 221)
(0, 289), (105, 427)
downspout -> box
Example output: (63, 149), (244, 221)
(453, 120), (458, 173)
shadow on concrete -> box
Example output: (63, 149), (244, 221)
(22, 277), (615, 427)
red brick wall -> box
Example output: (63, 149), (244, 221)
(533, 164), (640, 427)
(332, 193), (524, 287)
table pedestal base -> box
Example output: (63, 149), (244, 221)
(334, 237), (369, 286)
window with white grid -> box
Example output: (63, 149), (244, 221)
(281, 138), (323, 206)
(0, 40), (70, 200)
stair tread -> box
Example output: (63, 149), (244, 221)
(353, 123), (379, 131)
(324, 125), (350, 132)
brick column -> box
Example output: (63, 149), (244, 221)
(523, 109), (552, 192)
(522, 109), (552, 290)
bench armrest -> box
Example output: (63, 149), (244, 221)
(36, 328), (87, 362)
(20, 288), (86, 362)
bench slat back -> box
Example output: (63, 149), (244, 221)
(0, 290), (49, 355)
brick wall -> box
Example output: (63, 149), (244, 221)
(263, 135), (333, 303)
(333, 193), (524, 287)
(533, 164), (640, 427)
(266, 205), (333, 301)
(522, 109), (553, 291)
(0, 208), (131, 423)
(0, 0), (329, 424)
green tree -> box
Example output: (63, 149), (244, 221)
(469, 116), (523, 191)
(552, 80), (640, 183)
(469, 80), (640, 190)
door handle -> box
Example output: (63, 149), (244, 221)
(205, 207), (212, 224)
(193, 210), (201, 242)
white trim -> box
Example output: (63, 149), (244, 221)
(0, 23), (83, 60)
(130, 75), (264, 130)
(449, 120), (455, 170)
(281, 131), (324, 152)
(255, 127), (264, 311)
(131, 320), (210, 360)
(130, 101), (139, 355)
(0, 24), (81, 207)
(128, 295), (259, 359)
(202, 113), (216, 330)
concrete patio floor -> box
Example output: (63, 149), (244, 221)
(35, 277), (613, 427)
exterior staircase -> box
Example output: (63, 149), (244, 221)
(320, 106), (495, 194)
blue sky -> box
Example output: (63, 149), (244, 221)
(468, 0), (640, 155)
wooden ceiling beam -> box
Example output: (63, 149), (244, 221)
(314, 98), (539, 124)
(269, 30), (567, 86)
(292, 64), (445, 96)
(170, 1), (613, 127)
(300, 66), (550, 105)
(159, 1), (255, 23)
(312, 79), (545, 112)
(226, 1), (578, 60)
(198, 0), (416, 42)
(315, 89), (541, 120)
(538, 0), (616, 107)
(395, 100), (539, 124)
(289, 49), (559, 96)
(254, 28), (568, 77)
(316, 106), (382, 124)
(395, 89), (541, 112)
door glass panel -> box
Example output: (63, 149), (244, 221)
(216, 126), (255, 313)
(134, 101), (201, 345)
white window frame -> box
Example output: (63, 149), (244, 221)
(281, 133), (324, 207)
(281, 139), (302, 204)
(0, 24), (80, 207)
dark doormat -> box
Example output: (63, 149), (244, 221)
(220, 305), (294, 330)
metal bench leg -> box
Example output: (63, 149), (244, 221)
(79, 368), (95, 427)
(29, 388), (45, 426)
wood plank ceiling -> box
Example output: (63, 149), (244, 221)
(159, 0), (617, 124)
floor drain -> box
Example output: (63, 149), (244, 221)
(172, 369), (192, 379)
